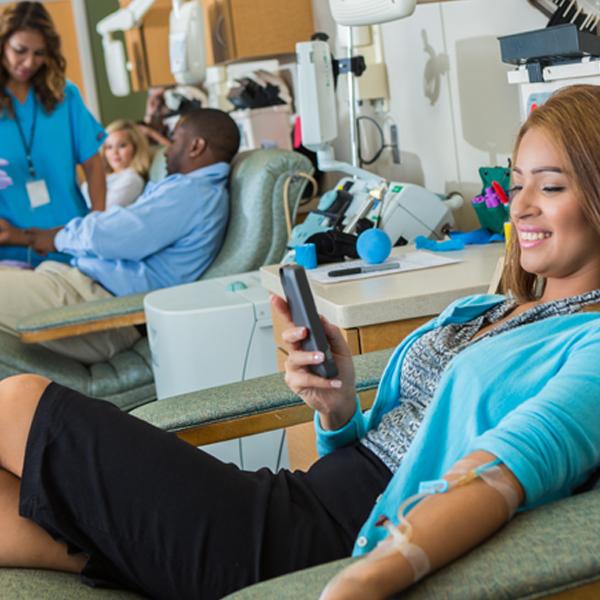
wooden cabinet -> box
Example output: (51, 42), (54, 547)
(122, 0), (315, 91)
(120, 0), (175, 90)
(217, 0), (314, 61)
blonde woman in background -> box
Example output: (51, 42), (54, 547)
(82, 120), (151, 210)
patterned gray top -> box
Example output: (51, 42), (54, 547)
(361, 290), (600, 473)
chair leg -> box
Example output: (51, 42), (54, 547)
(487, 255), (505, 295)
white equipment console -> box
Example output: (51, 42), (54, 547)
(144, 272), (288, 471)
(507, 60), (600, 120)
(342, 177), (456, 243)
(288, 176), (458, 250)
(329, 0), (416, 26)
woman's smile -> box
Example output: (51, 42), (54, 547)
(517, 227), (552, 249)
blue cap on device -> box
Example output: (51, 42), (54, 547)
(295, 243), (317, 269)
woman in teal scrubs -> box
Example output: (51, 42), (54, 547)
(0, 2), (106, 265)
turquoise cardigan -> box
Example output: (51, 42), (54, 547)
(314, 294), (600, 555)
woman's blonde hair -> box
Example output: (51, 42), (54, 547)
(502, 84), (600, 303)
(101, 120), (151, 179)
(0, 2), (66, 115)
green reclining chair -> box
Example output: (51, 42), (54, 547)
(0, 148), (313, 411)
(1, 349), (599, 599)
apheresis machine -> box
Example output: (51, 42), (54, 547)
(293, 12), (461, 253)
(143, 0), (463, 470)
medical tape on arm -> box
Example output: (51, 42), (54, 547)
(446, 458), (521, 517)
(374, 515), (431, 582)
(477, 465), (520, 518)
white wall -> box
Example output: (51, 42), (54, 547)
(312, 0), (546, 229)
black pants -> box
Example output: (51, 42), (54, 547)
(19, 383), (391, 600)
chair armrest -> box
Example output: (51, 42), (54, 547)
(131, 348), (393, 446)
(223, 489), (600, 599)
(17, 293), (146, 344)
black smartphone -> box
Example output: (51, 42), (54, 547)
(279, 264), (338, 379)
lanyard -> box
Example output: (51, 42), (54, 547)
(12, 97), (38, 179)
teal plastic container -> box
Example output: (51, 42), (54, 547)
(473, 202), (510, 235)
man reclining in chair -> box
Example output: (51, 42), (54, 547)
(0, 108), (240, 364)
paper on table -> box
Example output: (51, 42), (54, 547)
(306, 251), (461, 284)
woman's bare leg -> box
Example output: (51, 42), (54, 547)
(0, 374), (49, 478)
(0, 469), (85, 571)
(0, 374), (86, 572)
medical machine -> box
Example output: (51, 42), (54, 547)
(500, 23), (600, 119)
(500, 1), (600, 118)
(299, 0), (416, 176)
(293, 20), (461, 252)
(97, 0), (205, 97)
(144, 272), (287, 471)
(289, 177), (459, 253)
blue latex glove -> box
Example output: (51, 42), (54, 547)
(415, 236), (465, 252)
(0, 159), (13, 190)
(415, 229), (504, 252)
(449, 228), (504, 244)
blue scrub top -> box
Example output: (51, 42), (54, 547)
(0, 81), (106, 265)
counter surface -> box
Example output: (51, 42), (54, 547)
(260, 244), (505, 329)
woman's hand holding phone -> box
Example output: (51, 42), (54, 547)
(271, 294), (357, 431)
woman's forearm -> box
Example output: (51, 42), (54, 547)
(82, 154), (106, 211)
(140, 125), (171, 147)
(321, 451), (524, 600)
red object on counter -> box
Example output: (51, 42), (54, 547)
(492, 180), (510, 205)
(293, 116), (302, 149)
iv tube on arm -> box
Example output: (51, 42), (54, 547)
(320, 451), (524, 600)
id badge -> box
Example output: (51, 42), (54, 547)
(26, 179), (51, 209)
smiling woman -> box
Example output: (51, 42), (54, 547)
(503, 85), (600, 304)
(0, 1), (106, 266)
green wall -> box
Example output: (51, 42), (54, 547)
(84, 0), (146, 126)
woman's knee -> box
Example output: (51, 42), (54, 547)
(0, 375), (50, 476)
(0, 375), (51, 419)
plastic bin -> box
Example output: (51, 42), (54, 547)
(231, 105), (292, 151)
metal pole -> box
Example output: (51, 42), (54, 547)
(71, 0), (101, 120)
(346, 26), (359, 170)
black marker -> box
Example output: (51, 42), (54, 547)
(328, 262), (401, 278)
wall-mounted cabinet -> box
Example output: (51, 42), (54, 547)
(209, 0), (315, 63)
(120, 0), (314, 91)
(119, 0), (174, 90)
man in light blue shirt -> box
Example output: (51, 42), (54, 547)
(0, 108), (240, 363)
